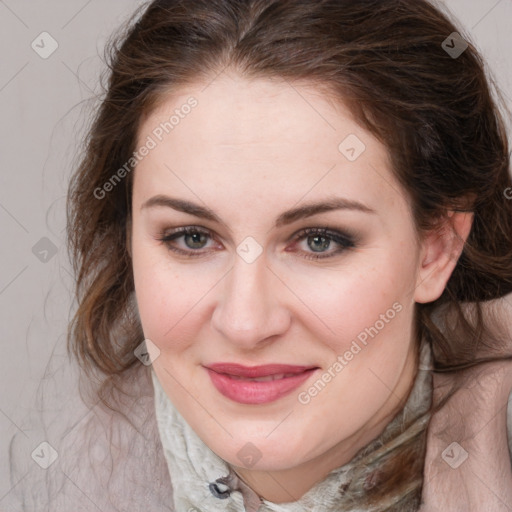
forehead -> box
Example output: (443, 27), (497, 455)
(133, 73), (406, 221)
(138, 73), (368, 153)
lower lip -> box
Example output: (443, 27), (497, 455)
(205, 368), (318, 404)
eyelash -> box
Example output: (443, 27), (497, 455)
(157, 225), (356, 261)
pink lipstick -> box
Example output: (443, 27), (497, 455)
(204, 363), (319, 404)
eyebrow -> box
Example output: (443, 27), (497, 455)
(140, 194), (376, 228)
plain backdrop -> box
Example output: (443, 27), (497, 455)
(1, 0), (511, 504)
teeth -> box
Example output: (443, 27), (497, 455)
(228, 372), (299, 382)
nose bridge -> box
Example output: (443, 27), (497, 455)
(211, 253), (289, 346)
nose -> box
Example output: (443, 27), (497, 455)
(211, 253), (291, 350)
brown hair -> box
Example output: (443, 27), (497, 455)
(66, 0), (512, 507)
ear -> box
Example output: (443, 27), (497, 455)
(414, 210), (473, 304)
(126, 216), (132, 259)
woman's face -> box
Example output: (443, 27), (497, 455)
(130, 73), (429, 477)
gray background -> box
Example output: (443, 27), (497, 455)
(1, 0), (511, 504)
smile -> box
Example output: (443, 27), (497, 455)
(204, 364), (319, 404)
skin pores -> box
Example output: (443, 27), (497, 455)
(130, 72), (442, 502)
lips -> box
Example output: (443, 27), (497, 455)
(206, 363), (317, 379)
(204, 363), (319, 404)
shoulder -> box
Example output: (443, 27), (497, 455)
(421, 359), (512, 511)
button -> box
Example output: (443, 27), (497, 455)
(209, 479), (231, 499)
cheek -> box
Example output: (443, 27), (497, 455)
(286, 251), (416, 354)
(131, 235), (204, 349)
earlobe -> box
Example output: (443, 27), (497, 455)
(414, 211), (473, 304)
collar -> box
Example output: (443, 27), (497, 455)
(152, 341), (433, 512)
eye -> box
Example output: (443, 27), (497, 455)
(157, 225), (356, 260)
(158, 226), (217, 257)
(288, 227), (356, 260)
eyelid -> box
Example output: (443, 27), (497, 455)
(160, 225), (210, 240)
(290, 226), (357, 244)
(159, 224), (357, 243)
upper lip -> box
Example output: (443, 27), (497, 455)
(205, 363), (318, 378)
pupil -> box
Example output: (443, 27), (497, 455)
(309, 235), (330, 252)
(186, 232), (206, 249)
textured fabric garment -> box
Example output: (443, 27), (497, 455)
(152, 340), (434, 512)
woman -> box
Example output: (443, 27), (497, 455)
(8, 0), (512, 510)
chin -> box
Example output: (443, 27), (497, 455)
(212, 435), (314, 472)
